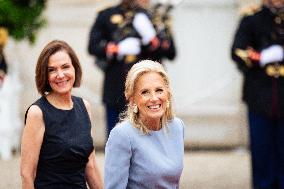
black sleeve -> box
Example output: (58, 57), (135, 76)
(87, 11), (108, 59)
(153, 9), (177, 61)
(158, 31), (176, 60)
(140, 11), (177, 62)
(231, 15), (259, 73)
(0, 54), (7, 74)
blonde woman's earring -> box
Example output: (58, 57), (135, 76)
(166, 101), (170, 108)
(133, 104), (138, 113)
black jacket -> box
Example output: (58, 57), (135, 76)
(88, 4), (176, 111)
(231, 6), (284, 118)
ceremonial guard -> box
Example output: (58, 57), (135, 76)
(88, 0), (176, 139)
(231, 0), (284, 188)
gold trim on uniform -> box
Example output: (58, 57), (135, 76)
(280, 66), (284, 76)
(111, 14), (123, 24)
(235, 48), (252, 67)
(125, 55), (137, 64)
(125, 11), (134, 19)
(275, 16), (282, 24)
(275, 11), (284, 24)
(265, 64), (284, 77)
(266, 65), (276, 77)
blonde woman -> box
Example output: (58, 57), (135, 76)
(104, 60), (184, 188)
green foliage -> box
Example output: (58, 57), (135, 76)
(0, 0), (47, 44)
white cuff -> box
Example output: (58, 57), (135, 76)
(260, 44), (284, 66)
(133, 13), (156, 45)
(118, 37), (141, 56)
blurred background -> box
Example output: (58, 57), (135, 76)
(0, 0), (261, 188)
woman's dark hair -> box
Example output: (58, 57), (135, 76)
(35, 40), (82, 96)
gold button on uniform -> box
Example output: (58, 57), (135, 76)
(265, 64), (284, 77)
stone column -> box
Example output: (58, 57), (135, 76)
(167, 0), (249, 149)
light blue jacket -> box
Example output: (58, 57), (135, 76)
(104, 117), (185, 189)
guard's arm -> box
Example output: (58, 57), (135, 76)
(88, 11), (108, 59)
(231, 16), (259, 73)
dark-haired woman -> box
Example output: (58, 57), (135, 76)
(20, 40), (103, 189)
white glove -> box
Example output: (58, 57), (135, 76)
(117, 37), (141, 56)
(133, 13), (156, 45)
(260, 44), (284, 66)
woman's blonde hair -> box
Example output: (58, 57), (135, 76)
(122, 60), (174, 134)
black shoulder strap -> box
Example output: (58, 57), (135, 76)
(24, 105), (32, 125)
(24, 97), (43, 125)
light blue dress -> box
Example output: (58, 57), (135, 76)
(104, 117), (185, 189)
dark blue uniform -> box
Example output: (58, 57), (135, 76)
(88, 3), (176, 140)
(231, 5), (284, 189)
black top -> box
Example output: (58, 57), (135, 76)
(231, 6), (284, 118)
(29, 96), (94, 189)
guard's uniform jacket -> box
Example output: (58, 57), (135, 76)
(88, 4), (144, 111)
(231, 6), (284, 118)
(88, 4), (176, 111)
